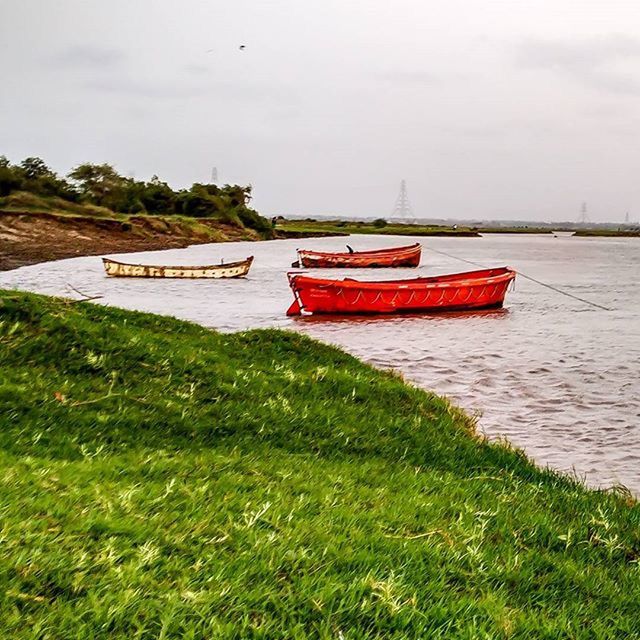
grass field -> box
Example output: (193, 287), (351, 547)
(573, 229), (640, 237)
(1, 290), (639, 638)
(276, 219), (481, 237)
(276, 219), (563, 238)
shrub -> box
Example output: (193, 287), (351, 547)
(0, 166), (23, 197)
(1, 155), (269, 228)
(176, 190), (216, 218)
(237, 206), (274, 235)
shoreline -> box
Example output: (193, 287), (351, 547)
(0, 210), (259, 271)
(4, 209), (639, 273)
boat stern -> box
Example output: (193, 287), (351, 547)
(286, 272), (304, 315)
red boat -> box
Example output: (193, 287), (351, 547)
(294, 243), (421, 268)
(286, 267), (516, 316)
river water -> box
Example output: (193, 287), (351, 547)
(2, 234), (638, 492)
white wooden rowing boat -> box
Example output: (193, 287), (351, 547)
(102, 256), (254, 278)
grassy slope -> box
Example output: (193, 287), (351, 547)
(1, 291), (639, 639)
(0, 191), (128, 218)
(573, 229), (640, 237)
(0, 191), (270, 241)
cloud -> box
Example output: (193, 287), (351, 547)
(183, 63), (210, 76)
(516, 35), (640, 96)
(378, 70), (440, 86)
(80, 75), (297, 104)
(51, 45), (125, 69)
(82, 77), (209, 99)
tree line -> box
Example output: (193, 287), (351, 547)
(0, 155), (272, 233)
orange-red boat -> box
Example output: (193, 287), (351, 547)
(294, 243), (421, 268)
(286, 267), (516, 316)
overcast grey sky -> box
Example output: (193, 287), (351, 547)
(2, 0), (640, 221)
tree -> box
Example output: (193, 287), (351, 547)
(20, 157), (54, 181)
(19, 157), (80, 200)
(176, 187), (217, 218)
(0, 157), (23, 196)
(0, 154), (272, 233)
(68, 163), (126, 206)
(138, 176), (177, 214)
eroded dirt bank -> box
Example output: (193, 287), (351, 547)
(0, 211), (266, 271)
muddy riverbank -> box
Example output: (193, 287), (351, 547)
(0, 211), (267, 271)
(0, 211), (341, 271)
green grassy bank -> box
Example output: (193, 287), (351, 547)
(0, 191), (274, 239)
(573, 229), (640, 237)
(0, 193), (275, 271)
(276, 219), (481, 237)
(276, 219), (565, 237)
(1, 290), (639, 638)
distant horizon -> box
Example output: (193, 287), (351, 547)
(282, 212), (639, 227)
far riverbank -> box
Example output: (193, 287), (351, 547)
(0, 210), (261, 271)
(4, 208), (639, 272)
(276, 217), (640, 239)
(0, 210), (344, 271)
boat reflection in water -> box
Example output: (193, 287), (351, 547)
(289, 305), (511, 325)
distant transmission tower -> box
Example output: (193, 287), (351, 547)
(391, 180), (414, 220)
(625, 211), (630, 224)
(211, 167), (218, 184)
(577, 202), (589, 224)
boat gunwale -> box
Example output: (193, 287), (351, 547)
(297, 243), (421, 259)
(288, 267), (515, 291)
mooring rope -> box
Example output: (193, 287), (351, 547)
(422, 245), (612, 311)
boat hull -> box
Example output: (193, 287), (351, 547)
(102, 256), (253, 278)
(287, 267), (515, 315)
(296, 243), (421, 268)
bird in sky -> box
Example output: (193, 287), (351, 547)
(239, 45), (246, 50)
